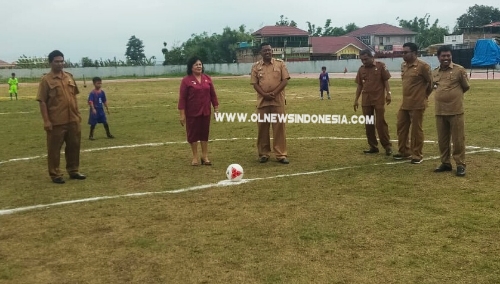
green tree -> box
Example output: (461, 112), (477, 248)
(81, 57), (96, 67)
(161, 25), (253, 65)
(307, 21), (322, 36)
(345, 23), (359, 34)
(276, 15), (297, 27)
(163, 44), (185, 65)
(399, 14), (449, 48)
(15, 55), (78, 68)
(307, 20), (358, 37)
(125, 35), (146, 65)
(455, 4), (500, 31)
(161, 42), (169, 65)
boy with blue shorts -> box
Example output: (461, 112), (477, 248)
(319, 66), (330, 100)
(88, 77), (114, 140)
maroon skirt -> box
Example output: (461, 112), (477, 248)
(186, 115), (211, 143)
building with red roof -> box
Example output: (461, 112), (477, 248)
(346, 23), (417, 55)
(310, 36), (371, 60)
(237, 26), (311, 63)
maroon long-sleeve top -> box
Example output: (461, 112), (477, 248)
(178, 74), (219, 117)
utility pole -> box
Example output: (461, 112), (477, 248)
(284, 39), (287, 61)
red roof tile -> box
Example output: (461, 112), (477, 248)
(311, 36), (370, 54)
(482, 21), (500, 28)
(252, 26), (309, 36)
(346, 23), (417, 36)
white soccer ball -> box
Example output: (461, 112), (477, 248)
(226, 164), (244, 182)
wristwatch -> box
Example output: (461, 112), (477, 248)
(387, 91), (392, 95)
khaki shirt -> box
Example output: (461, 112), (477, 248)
(355, 61), (391, 106)
(250, 58), (290, 108)
(401, 59), (433, 110)
(36, 71), (81, 126)
(432, 62), (469, 115)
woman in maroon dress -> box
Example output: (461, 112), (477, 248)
(178, 56), (219, 166)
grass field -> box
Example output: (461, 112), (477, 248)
(0, 76), (499, 283)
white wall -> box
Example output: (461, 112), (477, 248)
(0, 57), (447, 80)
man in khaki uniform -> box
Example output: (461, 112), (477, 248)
(394, 42), (433, 164)
(250, 42), (290, 164)
(354, 49), (393, 155)
(36, 50), (86, 184)
(432, 45), (470, 176)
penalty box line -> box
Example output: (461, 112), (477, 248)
(0, 148), (494, 216)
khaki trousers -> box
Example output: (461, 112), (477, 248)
(397, 109), (425, 159)
(362, 105), (391, 150)
(46, 122), (81, 179)
(436, 114), (465, 166)
(257, 105), (287, 159)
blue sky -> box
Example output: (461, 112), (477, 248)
(0, 0), (498, 63)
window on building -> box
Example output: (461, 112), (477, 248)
(360, 36), (371, 45)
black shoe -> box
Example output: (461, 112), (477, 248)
(456, 165), (466, 177)
(259, 156), (269, 163)
(107, 134), (115, 139)
(393, 154), (410, 160)
(434, 163), (452, 172)
(89, 136), (95, 141)
(410, 158), (422, 164)
(385, 148), (393, 156)
(69, 173), (86, 180)
(52, 177), (65, 184)
(363, 148), (379, 154)
(278, 158), (290, 164)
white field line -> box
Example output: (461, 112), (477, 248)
(0, 137), (500, 216)
(0, 148), (493, 216)
(0, 111), (32, 115)
(0, 105), (170, 115)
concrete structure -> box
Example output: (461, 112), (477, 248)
(0, 57), (445, 80)
(0, 59), (15, 69)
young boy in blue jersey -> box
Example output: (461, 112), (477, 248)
(319, 66), (331, 100)
(88, 77), (114, 140)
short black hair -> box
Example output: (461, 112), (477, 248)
(403, 42), (418, 53)
(186, 56), (203, 75)
(92, 77), (102, 83)
(260, 42), (271, 49)
(359, 49), (373, 57)
(437, 45), (452, 56)
(11, 73), (15, 76)
(48, 50), (64, 63)
(321, 66), (326, 70)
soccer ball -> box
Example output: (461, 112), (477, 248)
(226, 164), (244, 182)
